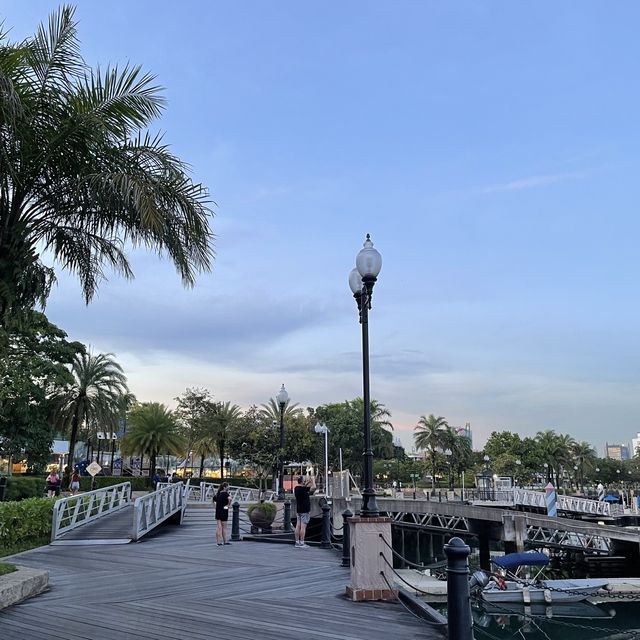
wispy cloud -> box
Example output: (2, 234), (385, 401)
(482, 171), (586, 194)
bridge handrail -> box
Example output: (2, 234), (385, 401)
(51, 481), (132, 541)
(133, 481), (185, 541)
(513, 488), (622, 517)
(197, 481), (276, 504)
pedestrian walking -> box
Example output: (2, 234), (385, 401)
(213, 482), (231, 546)
(70, 470), (81, 495)
(294, 475), (316, 548)
(45, 471), (59, 497)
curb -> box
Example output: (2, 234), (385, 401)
(0, 566), (49, 610)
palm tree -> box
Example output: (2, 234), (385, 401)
(414, 415), (450, 488)
(196, 402), (241, 480)
(0, 6), (214, 321)
(572, 441), (596, 492)
(259, 398), (304, 422)
(120, 403), (185, 479)
(55, 352), (128, 487)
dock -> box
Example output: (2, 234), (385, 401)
(1, 505), (441, 639)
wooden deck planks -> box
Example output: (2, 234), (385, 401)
(1, 505), (440, 640)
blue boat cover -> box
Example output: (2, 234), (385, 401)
(491, 552), (549, 570)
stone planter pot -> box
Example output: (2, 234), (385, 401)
(247, 503), (276, 533)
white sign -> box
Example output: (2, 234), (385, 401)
(87, 461), (102, 476)
(97, 432), (118, 440)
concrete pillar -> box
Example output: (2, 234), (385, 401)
(346, 516), (398, 601)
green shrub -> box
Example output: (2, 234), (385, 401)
(79, 476), (150, 491)
(0, 562), (16, 576)
(4, 476), (46, 501)
(181, 476), (259, 489)
(247, 502), (277, 519)
(0, 497), (54, 551)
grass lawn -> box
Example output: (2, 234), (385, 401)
(0, 562), (17, 576)
(0, 537), (49, 559)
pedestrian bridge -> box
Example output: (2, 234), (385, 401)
(51, 480), (273, 545)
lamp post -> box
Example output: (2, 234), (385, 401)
(515, 459), (522, 487)
(543, 462), (549, 484)
(349, 234), (382, 517)
(444, 449), (453, 490)
(276, 384), (289, 501)
(314, 422), (330, 497)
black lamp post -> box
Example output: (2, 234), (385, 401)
(349, 233), (382, 517)
(276, 384), (288, 500)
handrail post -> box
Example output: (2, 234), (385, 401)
(231, 502), (241, 541)
(444, 536), (474, 640)
(341, 509), (353, 567)
(320, 503), (331, 549)
(283, 500), (292, 533)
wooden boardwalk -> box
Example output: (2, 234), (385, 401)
(2, 505), (440, 639)
(53, 505), (134, 544)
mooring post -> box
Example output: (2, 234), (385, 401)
(283, 500), (292, 532)
(444, 536), (475, 640)
(231, 501), (240, 541)
(341, 508), (353, 566)
(320, 503), (332, 549)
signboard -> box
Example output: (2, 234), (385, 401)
(97, 432), (118, 440)
(87, 461), (102, 477)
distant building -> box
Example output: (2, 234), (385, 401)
(605, 442), (630, 460)
(631, 433), (640, 458)
(454, 422), (473, 448)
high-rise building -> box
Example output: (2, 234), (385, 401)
(454, 422), (473, 448)
(631, 433), (640, 458)
(605, 442), (630, 460)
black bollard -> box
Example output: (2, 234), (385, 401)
(320, 503), (331, 549)
(283, 500), (292, 533)
(341, 508), (353, 567)
(444, 536), (475, 640)
(231, 501), (241, 541)
(0, 476), (6, 502)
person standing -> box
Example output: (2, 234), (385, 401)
(213, 482), (231, 546)
(294, 475), (316, 548)
(70, 470), (81, 495)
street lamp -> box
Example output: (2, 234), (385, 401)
(314, 422), (330, 497)
(349, 234), (382, 517)
(444, 449), (453, 489)
(276, 384), (289, 500)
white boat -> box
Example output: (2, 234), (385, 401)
(477, 552), (609, 604)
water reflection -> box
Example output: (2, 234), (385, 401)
(471, 601), (640, 639)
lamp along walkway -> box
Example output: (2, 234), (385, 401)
(1, 504), (439, 639)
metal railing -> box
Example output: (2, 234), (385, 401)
(513, 488), (623, 517)
(51, 482), (132, 541)
(195, 482), (276, 504)
(132, 481), (185, 541)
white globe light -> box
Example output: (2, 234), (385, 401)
(355, 234), (382, 279)
(348, 267), (363, 294)
(276, 384), (288, 406)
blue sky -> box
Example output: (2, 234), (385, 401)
(5, 2), (640, 452)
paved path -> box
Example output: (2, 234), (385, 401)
(1, 505), (439, 639)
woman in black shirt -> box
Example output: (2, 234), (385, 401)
(213, 482), (231, 545)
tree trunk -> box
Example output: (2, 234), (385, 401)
(149, 450), (156, 479)
(431, 452), (436, 489)
(64, 403), (81, 489)
(220, 440), (225, 481)
(198, 455), (205, 478)
(139, 453), (144, 477)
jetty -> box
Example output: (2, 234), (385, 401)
(2, 502), (440, 639)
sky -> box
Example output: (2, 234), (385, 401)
(4, 1), (640, 453)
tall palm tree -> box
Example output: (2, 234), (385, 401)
(120, 403), (185, 479)
(572, 440), (596, 492)
(414, 415), (449, 488)
(0, 6), (214, 321)
(55, 352), (128, 486)
(196, 402), (241, 480)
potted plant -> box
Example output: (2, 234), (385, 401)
(247, 501), (277, 533)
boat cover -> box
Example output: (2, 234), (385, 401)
(491, 552), (549, 570)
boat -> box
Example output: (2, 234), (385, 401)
(478, 599), (614, 619)
(477, 551), (609, 604)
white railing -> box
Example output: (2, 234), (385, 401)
(198, 482), (276, 504)
(513, 488), (622, 517)
(132, 481), (185, 541)
(51, 482), (132, 541)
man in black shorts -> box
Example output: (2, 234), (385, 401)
(294, 475), (315, 548)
